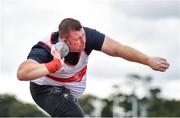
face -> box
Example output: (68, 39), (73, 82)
(64, 28), (86, 52)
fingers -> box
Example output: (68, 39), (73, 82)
(54, 45), (63, 58)
(160, 62), (169, 69)
(53, 49), (61, 59)
(57, 48), (62, 52)
(51, 44), (63, 59)
(52, 47), (62, 54)
(159, 67), (166, 72)
(160, 58), (170, 66)
(52, 49), (57, 54)
(158, 58), (170, 72)
(160, 58), (167, 62)
(160, 58), (170, 68)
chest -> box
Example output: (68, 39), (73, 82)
(49, 51), (89, 78)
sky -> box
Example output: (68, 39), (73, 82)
(0, 0), (180, 103)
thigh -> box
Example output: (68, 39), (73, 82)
(52, 92), (84, 117)
(30, 84), (63, 115)
(30, 82), (84, 117)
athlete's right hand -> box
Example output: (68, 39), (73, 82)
(45, 47), (63, 73)
(51, 46), (62, 60)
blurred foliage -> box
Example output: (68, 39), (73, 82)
(78, 73), (180, 117)
(101, 98), (113, 117)
(1, 73), (180, 117)
(148, 88), (180, 117)
(79, 88), (180, 117)
(79, 94), (95, 114)
(0, 94), (47, 117)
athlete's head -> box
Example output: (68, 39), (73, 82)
(58, 18), (86, 52)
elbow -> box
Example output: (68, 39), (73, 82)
(17, 69), (29, 81)
(17, 70), (25, 81)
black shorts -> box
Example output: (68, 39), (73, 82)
(30, 82), (84, 117)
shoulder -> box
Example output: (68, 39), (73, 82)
(27, 42), (53, 63)
(84, 27), (103, 35)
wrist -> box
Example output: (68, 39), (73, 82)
(146, 56), (152, 67)
(45, 58), (62, 73)
(143, 56), (150, 66)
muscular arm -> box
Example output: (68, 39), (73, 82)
(101, 36), (170, 72)
(17, 59), (50, 81)
(17, 46), (62, 81)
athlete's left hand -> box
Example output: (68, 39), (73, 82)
(147, 57), (170, 72)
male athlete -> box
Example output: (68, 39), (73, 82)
(17, 18), (169, 117)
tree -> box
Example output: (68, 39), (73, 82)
(78, 74), (180, 117)
(127, 73), (152, 117)
(101, 98), (113, 117)
(148, 88), (180, 117)
(79, 94), (96, 116)
(0, 94), (47, 117)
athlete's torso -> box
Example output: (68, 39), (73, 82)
(28, 27), (105, 97)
